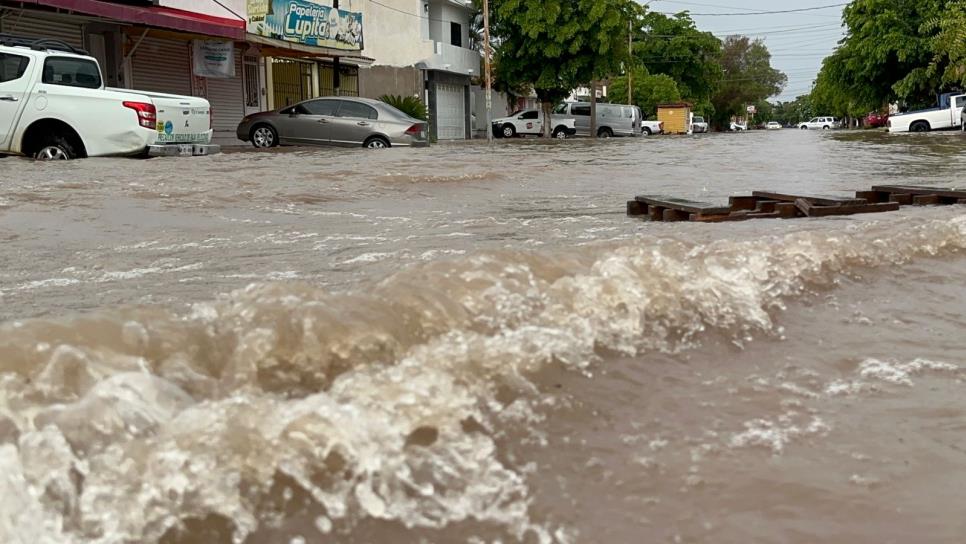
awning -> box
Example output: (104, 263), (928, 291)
(15, 0), (245, 40)
(248, 33), (374, 65)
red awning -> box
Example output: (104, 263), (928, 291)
(17, 0), (246, 40)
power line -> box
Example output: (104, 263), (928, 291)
(656, 3), (848, 17)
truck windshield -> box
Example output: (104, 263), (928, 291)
(42, 57), (101, 89)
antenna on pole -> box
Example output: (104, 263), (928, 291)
(483, 0), (493, 142)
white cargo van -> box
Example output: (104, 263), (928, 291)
(554, 102), (642, 138)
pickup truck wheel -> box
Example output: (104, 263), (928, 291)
(34, 136), (75, 161)
(501, 124), (516, 138)
(251, 125), (278, 148)
(552, 127), (568, 139)
(597, 128), (613, 139)
(800, 126), (808, 130)
(642, 127), (652, 136)
(910, 121), (930, 133)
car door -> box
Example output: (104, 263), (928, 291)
(952, 95), (965, 125)
(327, 100), (379, 146)
(277, 99), (338, 145)
(571, 103), (591, 135)
(0, 52), (34, 150)
(518, 110), (541, 135)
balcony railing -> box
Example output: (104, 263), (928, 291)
(421, 41), (481, 76)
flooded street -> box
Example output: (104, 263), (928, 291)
(2, 130), (966, 543)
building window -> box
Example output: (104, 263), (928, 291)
(450, 22), (462, 48)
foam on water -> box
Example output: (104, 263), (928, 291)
(1, 215), (966, 542)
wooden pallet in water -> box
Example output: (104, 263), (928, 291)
(627, 185), (966, 222)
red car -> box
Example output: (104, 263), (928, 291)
(865, 111), (889, 128)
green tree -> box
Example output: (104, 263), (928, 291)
(633, 11), (722, 115)
(710, 36), (787, 128)
(490, 0), (639, 135)
(812, 0), (947, 112)
(926, 0), (966, 89)
(609, 68), (681, 118)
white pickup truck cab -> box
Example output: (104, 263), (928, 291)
(888, 93), (966, 133)
(1, 35), (217, 160)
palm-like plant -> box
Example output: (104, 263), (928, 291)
(379, 95), (429, 121)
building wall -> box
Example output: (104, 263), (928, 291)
(359, 0), (434, 67)
(430, 1), (471, 46)
(159, 0), (246, 21)
(358, 65), (423, 100)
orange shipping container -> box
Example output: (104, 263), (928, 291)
(657, 103), (693, 134)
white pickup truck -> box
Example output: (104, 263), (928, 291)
(642, 120), (663, 135)
(888, 93), (966, 133)
(1, 35), (218, 160)
(491, 109), (577, 139)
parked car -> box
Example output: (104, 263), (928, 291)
(888, 93), (966, 133)
(1, 34), (217, 160)
(554, 102), (642, 138)
(491, 109), (576, 139)
(642, 120), (663, 135)
(729, 121), (747, 131)
(799, 116), (841, 130)
(766, 121), (782, 130)
(641, 120), (663, 135)
(865, 111), (889, 128)
(237, 97), (428, 149)
(691, 116), (709, 133)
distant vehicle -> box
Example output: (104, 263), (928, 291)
(766, 121), (782, 130)
(888, 93), (966, 133)
(691, 116), (709, 133)
(642, 120), (663, 135)
(865, 111), (889, 128)
(237, 97), (428, 149)
(554, 102), (642, 138)
(491, 110), (576, 139)
(1, 34), (217, 160)
(799, 117), (840, 130)
(729, 121), (747, 131)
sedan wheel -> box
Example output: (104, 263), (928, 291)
(252, 126), (276, 148)
(36, 145), (70, 160)
(365, 137), (389, 149)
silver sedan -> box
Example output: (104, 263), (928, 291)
(237, 97), (429, 149)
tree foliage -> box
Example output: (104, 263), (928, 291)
(632, 11), (722, 115)
(811, 0), (954, 115)
(490, 0), (638, 134)
(710, 36), (787, 127)
(609, 68), (681, 118)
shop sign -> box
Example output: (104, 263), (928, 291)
(193, 40), (235, 78)
(247, 0), (364, 51)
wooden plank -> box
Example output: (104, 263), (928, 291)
(752, 191), (866, 207)
(728, 195), (759, 211)
(635, 195), (730, 215)
(689, 212), (749, 223)
(627, 200), (646, 216)
(913, 195), (940, 206)
(871, 185), (966, 200)
(663, 208), (690, 222)
(755, 200), (780, 213)
(803, 201), (900, 217)
(775, 202), (799, 218)
(888, 193), (913, 205)
(855, 190), (888, 203)
(648, 206), (665, 221)
(794, 198), (813, 216)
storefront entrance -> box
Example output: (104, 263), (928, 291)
(271, 58), (313, 108)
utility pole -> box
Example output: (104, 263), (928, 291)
(332, 0), (340, 96)
(483, 0), (493, 141)
(627, 20), (632, 105)
(590, 80), (597, 138)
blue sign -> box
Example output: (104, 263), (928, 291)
(247, 0), (364, 51)
(164, 121), (174, 135)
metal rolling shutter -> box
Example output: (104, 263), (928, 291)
(205, 47), (244, 135)
(0, 12), (85, 49)
(436, 83), (465, 140)
(131, 37), (190, 96)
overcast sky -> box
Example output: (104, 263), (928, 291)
(646, 0), (848, 102)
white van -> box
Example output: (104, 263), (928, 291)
(554, 102), (642, 138)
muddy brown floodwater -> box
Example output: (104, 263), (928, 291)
(2, 130), (966, 544)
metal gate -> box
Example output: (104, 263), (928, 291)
(272, 58), (313, 108)
(435, 83), (466, 140)
(131, 37), (191, 96)
(318, 63), (359, 97)
(205, 47), (245, 135)
(0, 11), (85, 49)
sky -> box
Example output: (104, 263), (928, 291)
(645, 0), (849, 102)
